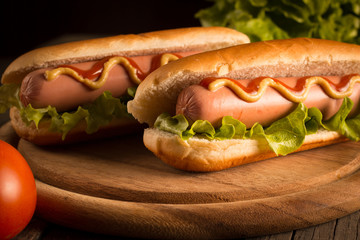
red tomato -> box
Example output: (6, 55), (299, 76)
(0, 140), (37, 240)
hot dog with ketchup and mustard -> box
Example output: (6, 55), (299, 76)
(128, 38), (360, 172)
(0, 27), (249, 145)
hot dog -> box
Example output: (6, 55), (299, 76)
(127, 38), (360, 172)
(20, 52), (198, 112)
(176, 76), (360, 128)
(0, 27), (250, 145)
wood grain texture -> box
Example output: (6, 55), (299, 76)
(13, 212), (360, 240)
(0, 121), (19, 146)
(1, 122), (360, 239)
(18, 133), (360, 204)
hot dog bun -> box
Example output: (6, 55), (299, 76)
(1, 27), (250, 145)
(143, 128), (346, 172)
(128, 38), (360, 172)
(2, 27), (249, 85)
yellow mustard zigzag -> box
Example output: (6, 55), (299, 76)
(207, 76), (360, 102)
(44, 53), (179, 89)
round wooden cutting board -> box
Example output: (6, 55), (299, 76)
(2, 122), (360, 239)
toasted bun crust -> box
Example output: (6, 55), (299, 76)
(9, 107), (143, 145)
(128, 38), (360, 126)
(1, 27), (249, 84)
(144, 128), (347, 172)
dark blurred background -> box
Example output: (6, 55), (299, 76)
(0, 0), (211, 73)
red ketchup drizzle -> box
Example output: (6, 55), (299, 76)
(60, 56), (112, 80)
(200, 75), (356, 95)
(59, 54), (179, 83)
(149, 53), (182, 73)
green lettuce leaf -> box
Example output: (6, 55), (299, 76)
(154, 113), (190, 139)
(247, 103), (307, 155)
(52, 107), (89, 140)
(323, 97), (360, 141)
(154, 97), (360, 156)
(305, 107), (326, 134)
(324, 97), (353, 131)
(0, 82), (136, 140)
(154, 114), (247, 141)
(215, 116), (247, 140)
(84, 91), (131, 134)
(345, 115), (360, 141)
(185, 119), (215, 140)
(0, 83), (21, 113)
(17, 90), (132, 139)
(263, 103), (307, 155)
(21, 105), (54, 128)
(195, 0), (360, 44)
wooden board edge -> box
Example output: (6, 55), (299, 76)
(34, 170), (360, 240)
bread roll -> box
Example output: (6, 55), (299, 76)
(2, 27), (250, 84)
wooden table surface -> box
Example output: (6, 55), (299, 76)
(11, 211), (360, 240)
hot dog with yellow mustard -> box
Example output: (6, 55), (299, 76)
(0, 27), (250, 145)
(128, 38), (360, 172)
